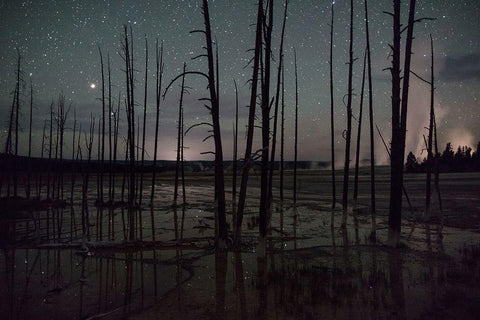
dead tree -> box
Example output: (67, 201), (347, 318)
(433, 113), (442, 214)
(231, 80), (239, 228)
(139, 36), (149, 206)
(329, 1), (336, 212)
(121, 25), (136, 210)
(47, 101), (54, 200)
(70, 109), (77, 203)
(353, 50), (367, 206)
(365, 0), (377, 239)
(425, 34), (435, 217)
(151, 40), (164, 204)
(108, 53), (113, 203)
(268, 0), (289, 222)
(387, 0), (424, 247)
(259, 0), (274, 255)
(387, 0), (403, 247)
(112, 94), (121, 202)
(235, 0), (263, 245)
(293, 48), (299, 205)
(280, 59), (285, 202)
(163, 0), (227, 247)
(99, 46), (106, 203)
(174, 63), (187, 207)
(56, 93), (69, 201)
(341, 0), (355, 231)
(27, 79), (33, 199)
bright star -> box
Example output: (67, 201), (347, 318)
(90, 83), (96, 89)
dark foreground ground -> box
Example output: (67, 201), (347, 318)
(0, 169), (479, 319)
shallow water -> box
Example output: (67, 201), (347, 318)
(1, 171), (480, 319)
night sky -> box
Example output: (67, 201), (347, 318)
(1, 0), (479, 164)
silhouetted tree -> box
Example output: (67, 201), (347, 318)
(235, 0), (263, 245)
(268, 0), (289, 223)
(151, 40), (164, 205)
(174, 63), (187, 207)
(365, 0), (377, 238)
(388, 0), (420, 247)
(259, 0), (274, 256)
(329, 0), (336, 212)
(164, 0), (227, 247)
(293, 48), (299, 205)
(139, 36), (149, 206)
(232, 79), (239, 227)
(341, 0), (355, 232)
(26, 79), (33, 199)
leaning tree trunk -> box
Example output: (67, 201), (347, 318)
(268, 0), (288, 226)
(202, 0), (227, 247)
(235, 0), (263, 245)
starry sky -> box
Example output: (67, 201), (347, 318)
(1, 0), (479, 163)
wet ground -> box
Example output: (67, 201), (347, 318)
(1, 170), (480, 319)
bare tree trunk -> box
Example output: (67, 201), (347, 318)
(70, 109), (77, 204)
(365, 0), (377, 239)
(388, 0), (417, 247)
(122, 25), (137, 241)
(108, 54), (113, 204)
(38, 119), (47, 199)
(58, 93), (67, 201)
(280, 61), (285, 202)
(13, 50), (21, 198)
(268, 0), (288, 226)
(231, 80), (239, 229)
(353, 51), (367, 201)
(2, 87), (17, 198)
(174, 64), (187, 207)
(425, 34), (434, 218)
(388, 0), (403, 247)
(151, 40), (164, 205)
(99, 47), (106, 204)
(181, 91), (186, 205)
(433, 114), (442, 214)
(83, 115), (95, 239)
(47, 102), (54, 200)
(27, 80), (33, 199)
(293, 48), (299, 205)
(122, 25), (136, 211)
(202, 0), (227, 247)
(329, 1), (336, 212)
(341, 0), (355, 232)
(235, 0), (263, 245)
(259, 0), (274, 256)
(353, 50), (367, 242)
(139, 36), (148, 206)
(113, 95), (121, 202)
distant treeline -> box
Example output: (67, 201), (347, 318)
(0, 153), (329, 174)
(406, 142), (480, 173)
